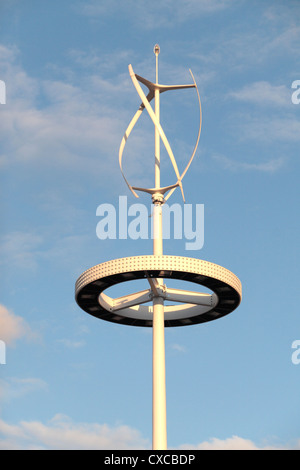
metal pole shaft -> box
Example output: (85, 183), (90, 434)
(152, 45), (167, 451)
(152, 289), (167, 450)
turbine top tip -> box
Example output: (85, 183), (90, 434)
(154, 44), (160, 55)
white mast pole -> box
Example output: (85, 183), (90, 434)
(152, 44), (167, 451)
(76, 45), (242, 453)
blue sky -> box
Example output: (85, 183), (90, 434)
(0, 0), (300, 450)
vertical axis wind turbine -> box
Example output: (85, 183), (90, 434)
(75, 46), (242, 450)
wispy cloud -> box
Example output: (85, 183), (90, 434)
(0, 304), (37, 346)
(223, 81), (300, 149)
(0, 414), (150, 450)
(212, 154), (285, 173)
(170, 343), (187, 353)
(79, 0), (237, 29)
(178, 435), (299, 450)
(232, 115), (300, 144)
(224, 24), (300, 67)
(188, 18), (300, 78)
(0, 46), (117, 165)
(228, 81), (292, 107)
(0, 378), (47, 404)
(0, 414), (298, 450)
(0, 44), (155, 190)
(56, 339), (85, 349)
(0, 231), (43, 271)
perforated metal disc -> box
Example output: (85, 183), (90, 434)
(75, 255), (242, 327)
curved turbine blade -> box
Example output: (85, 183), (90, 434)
(119, 107), (144, 198)
(164, 69), (202, 202)
(129, 64), (185, 202)
(118, 65), (201, 203)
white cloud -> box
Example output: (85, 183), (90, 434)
(178, 435), (298, 450)
(0, 414), (298, 450)
(263, 25), (300, 58)
(0, 414), (150, 450)
(234, 115), (300, 144)
(56, 338), (85, 349)
(222, 86), (300, 146)
(0, 231), (43, 271)
(79, 0), (237, 29)
(0, 44), (154, 189)
(0, 228), (94, 276)
(189, 21), (300, 77)
(0, 378), (47, 404)
(212, 154), (285, 173)
(0, 45), (116, 163)
(229, 81), (291, 107)
(0, 304), (36, 346)
(170, 343), (187, 353)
